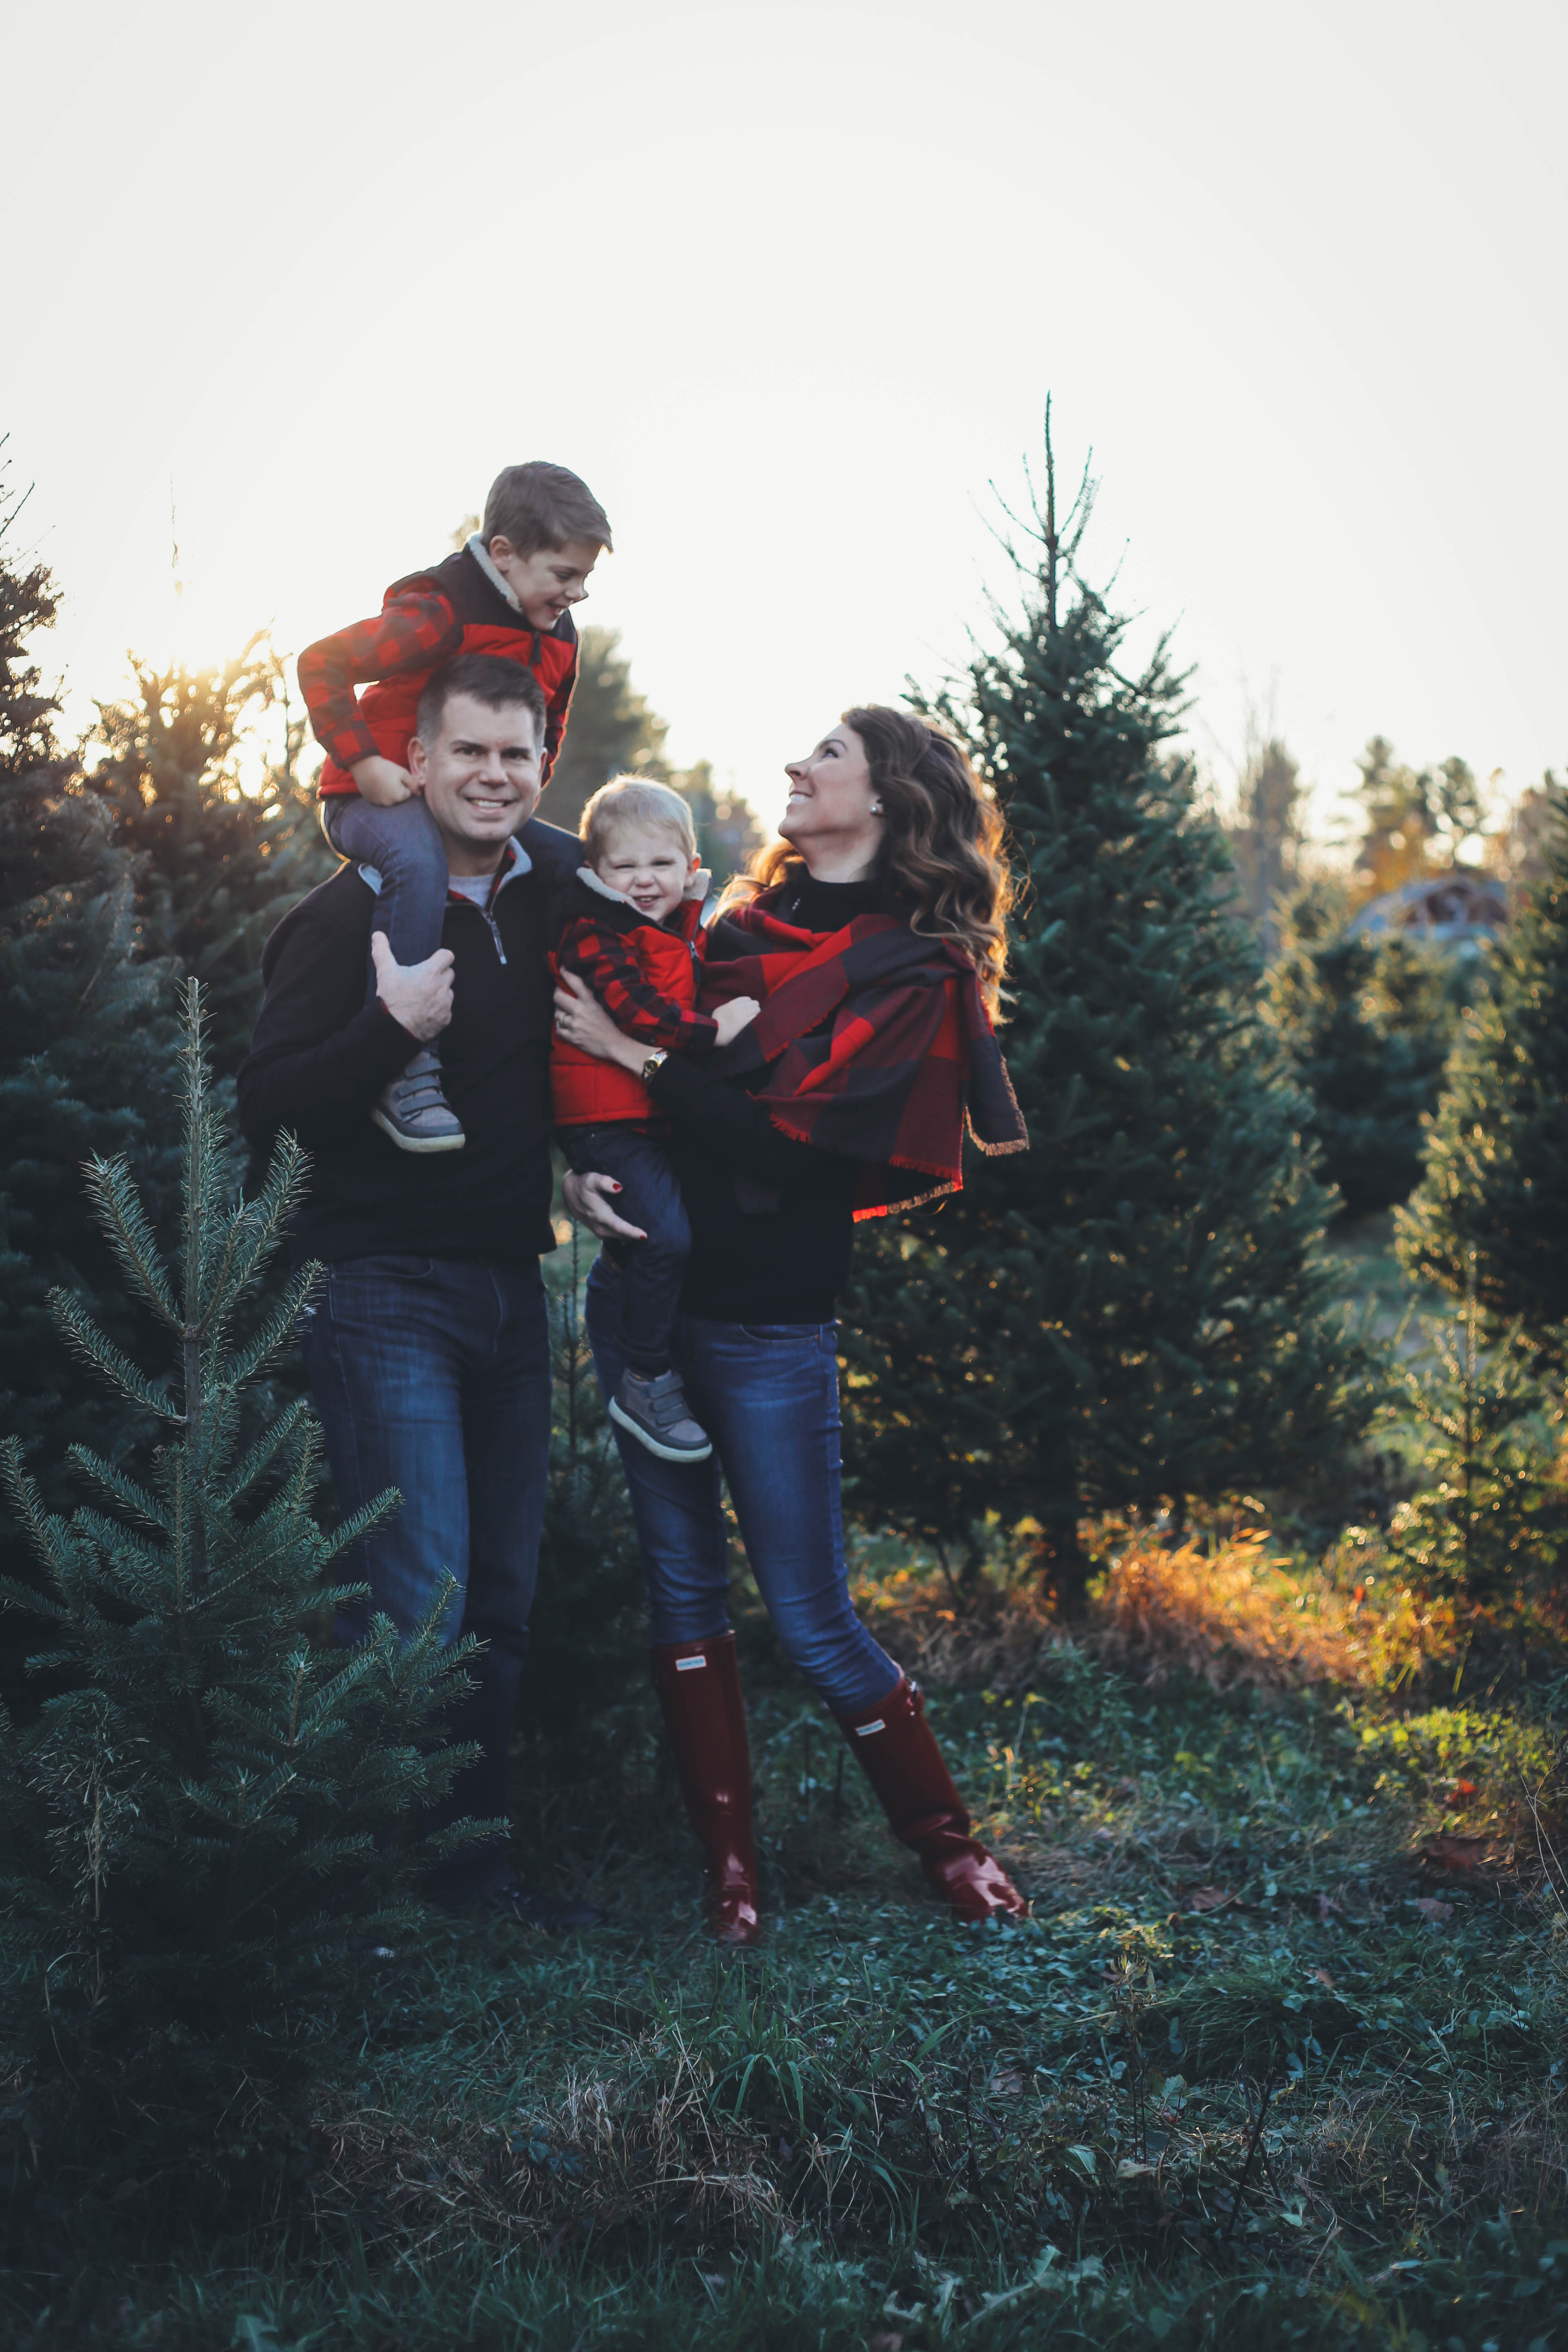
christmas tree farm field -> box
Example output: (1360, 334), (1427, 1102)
(5, 1568), (1566, 2352)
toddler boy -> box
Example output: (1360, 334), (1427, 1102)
(299, 460), (612, 1153)
(551, 780), (759, 1463)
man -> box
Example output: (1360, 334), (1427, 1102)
(238, 651), (610, 1929)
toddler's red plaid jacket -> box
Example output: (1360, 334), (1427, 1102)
(298, 538), (578, 796)
(550, 868), (715, 1128)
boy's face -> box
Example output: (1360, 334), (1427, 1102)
(487, 535), (600, 630)
(592, 824), (697, 923)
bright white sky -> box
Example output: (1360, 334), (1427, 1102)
(4, 0), (1564, 845)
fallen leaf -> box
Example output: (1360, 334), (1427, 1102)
(1412, 1896), (1454, 1922)
(991, 2070), (1025, 2097)
(1421, 1833), (1492, 1871)
(1315, 1892), (1343, 1922)
(1116, 2158), (1158, 2179)
(1312, 1967), (1336, 1988)
(1180, 1885), (1236, 1913)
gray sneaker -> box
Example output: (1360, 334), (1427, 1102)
(370, 1047), (466, 1153)
(609, 1369), (713, 1463)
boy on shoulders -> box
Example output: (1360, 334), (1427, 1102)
(298, 460), (611, 1153)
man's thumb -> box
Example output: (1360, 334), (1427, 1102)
(370, 932), (394, 977)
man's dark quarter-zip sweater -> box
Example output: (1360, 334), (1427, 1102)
(237, 821), (579, 1267)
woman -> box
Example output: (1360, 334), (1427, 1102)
(558, 706), (1029, 1944)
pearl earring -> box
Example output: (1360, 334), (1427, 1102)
(871, 800), (883, 814)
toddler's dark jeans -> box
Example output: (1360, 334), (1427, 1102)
(323, 794), (450, 1008)
(568, 1123), (691, 1376)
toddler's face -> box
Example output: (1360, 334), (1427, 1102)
(592, 825), (696, 923)
(487, 535), (600, 629)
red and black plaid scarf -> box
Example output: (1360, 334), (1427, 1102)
(700, 887), (1027, 1218)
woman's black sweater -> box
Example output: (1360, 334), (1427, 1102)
(646, 870), (885, 1325)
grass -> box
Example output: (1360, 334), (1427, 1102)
(6, 1610), (1565, 2348)
(4, 1236), (1567, 2348)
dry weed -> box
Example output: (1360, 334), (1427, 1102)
(316, 2026), (780, 2256)
(1089, 1532), (1361, 1692)
(1295, 2076), (1568, 2231)
(855, 1532), (1456, 1699)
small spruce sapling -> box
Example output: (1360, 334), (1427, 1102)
(1385, 1260), (1566, 1602)
(0, 984), (490, 2076)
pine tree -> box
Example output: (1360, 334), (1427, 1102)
(543, 624), (668, 837)
(675, 758), (767, 890)
(0, 987), (484, 2086)
(1399, 780), (1568, 1356)
(0, 475), (181, 1566)
(1223, 724), (1305, 960)
(86, 638), (333, 1072)
(840, 418), (1370, 1604)
(1266, 879), (1454, 1213)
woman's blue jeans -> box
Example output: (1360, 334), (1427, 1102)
(585, 1257), (897, 1716)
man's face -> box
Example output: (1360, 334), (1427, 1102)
(487, 535), (600, 630)
(408, 693), (543, 870)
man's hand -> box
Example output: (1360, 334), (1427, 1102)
(371, 935), (454, 1041)
(562, 1169), (648, 1243)
(352, 753), (419, 806)
(712, 994), (761, 1048)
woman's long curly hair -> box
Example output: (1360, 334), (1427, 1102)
(732, 707), (1014, 1013)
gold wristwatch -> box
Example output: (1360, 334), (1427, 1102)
(641, 1048), (669, 1088)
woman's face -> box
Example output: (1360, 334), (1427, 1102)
(780, 725), (880, 869)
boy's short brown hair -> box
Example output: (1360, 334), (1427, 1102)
(581, 776), (697, 866)
(481, 462), (613, 557)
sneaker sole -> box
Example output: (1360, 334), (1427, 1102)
(608, 1396), (713, 1462)
(370, 1109), (467, 1154)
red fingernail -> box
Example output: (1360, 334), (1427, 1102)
(612, 1183), (622, 1192)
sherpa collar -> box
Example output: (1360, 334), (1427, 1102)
(466, 532), (521, 612)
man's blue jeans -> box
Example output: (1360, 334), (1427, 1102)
(585, 1258), (896, 1716)
(300, 1254), (552, 1891)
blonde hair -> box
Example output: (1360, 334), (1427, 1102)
(726, 708), (1014, 1013)
(581, 776), (697, 868)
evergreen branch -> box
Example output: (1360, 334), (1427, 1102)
(79, 1153), (180, 1327)
(46, 1290), (179, 1419)
(0, 1574), (72, 1624)
(220, 1140), (312, 1301)
(215, 1266), (321, 1396)
(0, 1439), (90, 1589)
(63, 1446), (170, 1532)
(214, 1396), (313, 1508)
(315, 1488), (403, 1565)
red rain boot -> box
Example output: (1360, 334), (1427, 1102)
(650, 1634), (762, 1947)
(837, 1673), (1029, 1922)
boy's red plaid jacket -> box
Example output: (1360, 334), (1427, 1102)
(699, 887), (1027, 1217)
(298, 540), (578, 797)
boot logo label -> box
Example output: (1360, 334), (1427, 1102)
(855, 1719), (886, 1735)
(675, 1656), (708, 1670)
